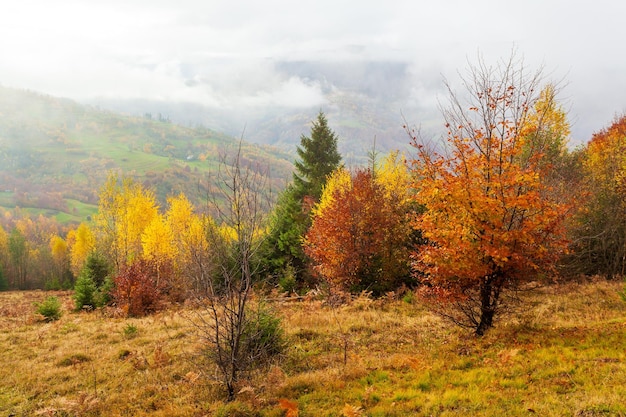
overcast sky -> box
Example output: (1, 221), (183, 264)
(1, 0), (625, 142)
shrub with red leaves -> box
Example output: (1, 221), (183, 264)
(112, 259), (164, 317)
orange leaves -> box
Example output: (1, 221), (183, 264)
(278, 398), (299, 417)
(572, 115), (626, 277)
(112, 258), (166, 317)
(305, 157), (413, 294)
(410, 69), (569, 306)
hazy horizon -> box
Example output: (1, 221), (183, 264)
(2, 0), (625, 145)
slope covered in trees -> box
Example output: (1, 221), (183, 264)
(0, 86), (293, 222)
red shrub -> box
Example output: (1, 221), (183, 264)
(112, 259), (164, 317)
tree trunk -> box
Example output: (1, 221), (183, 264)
(226, 382), (235, 402)
(475, 275), (497, 336)
(475, 307), (494, 336)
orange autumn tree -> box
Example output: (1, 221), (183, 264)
(305, 152), (414, 295)
(409, 54), (569, 335)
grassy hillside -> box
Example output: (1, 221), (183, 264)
(1, 280), (625, 416)
(0, 86), (294, 222)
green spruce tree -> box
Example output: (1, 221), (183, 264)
(82, 251), (111, 288)
(73, 251), (111, 310)
(293, 111), (342, 201)
(73, 270), (98, 311)
(264, 111), (342, 289)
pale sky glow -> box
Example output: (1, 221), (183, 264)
(1, 0), (625, 141)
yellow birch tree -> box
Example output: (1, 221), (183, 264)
(95, 172), (158, 270)
(67, 222), (96, 276)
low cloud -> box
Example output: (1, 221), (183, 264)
(1, 1), (625, 142)
(236, 76), (326, 108)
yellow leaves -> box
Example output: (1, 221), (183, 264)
(186, 215), (211, 254)
(585, 116), (626, 193)
(49, 235), (68, 265)
(164, 193), (212, 267)
(218, 223), (238, 242)
(91, 172), (219, 287)
(141, 214), (177, 264)
(376, 151), (411, 204)
(166, 194), (194, 233)
(95, 172), (158, 265)
(534, 85), (570, 138)
(0, 224), (8, 259)
(67, 222), (95, 276)
(316, 152), (411, 214)
(314, 167), (352, 217)
(519, 84), (570, 168)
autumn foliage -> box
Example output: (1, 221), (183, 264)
(95, 173), (159, 269)
(2, 55), (626, 347)
(66, 222), (96, 277)
(409, 57), (569, 335)
(570, 115), (626, 278)
(278, 399), (299, 417)
(91, 174), (212, 309)
(305, 153), (413, 294)
(111, 259), (167, 317)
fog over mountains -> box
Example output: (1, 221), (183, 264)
(85, 59), (443, 163)
(3, 1), (626, 159)
(82, 54), (617, 161)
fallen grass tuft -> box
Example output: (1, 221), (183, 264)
(57, 353), (92, 367)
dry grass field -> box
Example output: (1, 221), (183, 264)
(1, 280), (626, 416)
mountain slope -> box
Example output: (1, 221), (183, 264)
(0, 86), (294, 222)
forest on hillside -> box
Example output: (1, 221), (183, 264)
(0, 86), (294, 222)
